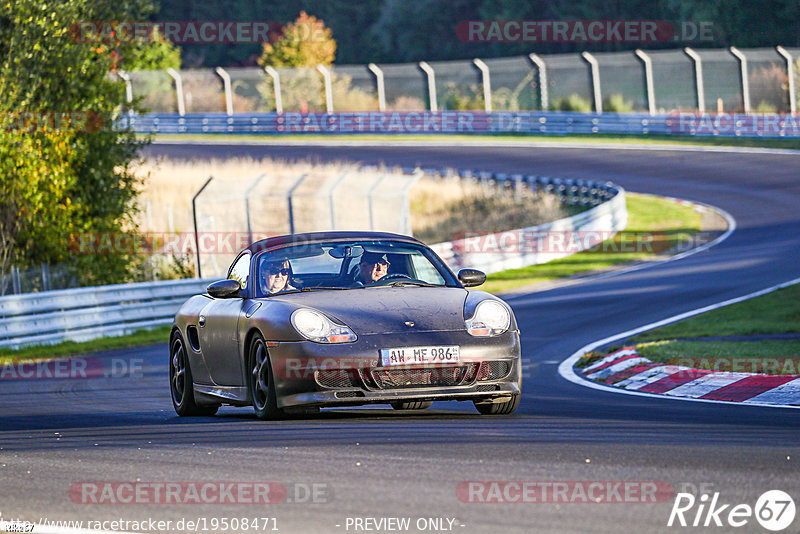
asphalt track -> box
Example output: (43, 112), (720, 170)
(2, 141), (800, 533)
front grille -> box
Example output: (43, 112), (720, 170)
(315, 369), (361, 389)
(335, 391), (364, 398)
(368, 364), (478, 389)
(477, 361), (512, 381)
(477, 384), (500, 392)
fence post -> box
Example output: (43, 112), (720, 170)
(473, 58), (492, 112)
(245, 174), (266, 244)
(635, 49), (656, 116)
(367, 172), (388, 231)
(368, 63), (386, 111)
(419, 61), (438, 112)
(400, 170), (424, 235)
(12, 266), (21, 295)
(684, 47), (705, 113)
(729, 47), (751, 113)
(528, 53), (548, 110)
(316, 65), (334, 113)
(287, 174), (309, 235)
(192, 176), (214, 279)
(581, 52), (602, 113)
(327, 171), (350, 230)
(215, 67), (234, 116)
(166, 68), (185, 116)
(117, 70), (134, 118)
(776, 46), (796, 114)
(41, 263), (51, 292)
(264, 66), (283, 113)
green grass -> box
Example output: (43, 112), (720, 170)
(0, 325), (171, 363)
(151, 132), (800, 150)
(636, 340), (800, 375)
(481, 192), (704, 293)
(630, 284), (800, 341)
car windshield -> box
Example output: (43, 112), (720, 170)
(254, 240), (458, 297)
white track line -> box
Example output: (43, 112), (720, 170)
(153, 138), (800, 156)
(558, 276), (800, 410)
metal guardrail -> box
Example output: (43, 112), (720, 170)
(123, 111), (800, 138)
(0, 278), (213, 349)
(0, 171), (626, 350)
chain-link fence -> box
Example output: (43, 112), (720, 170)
(124, 46), (799, 115)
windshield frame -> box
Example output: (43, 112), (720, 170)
(250, 237), (460, 297)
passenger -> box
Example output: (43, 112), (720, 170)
(261, 259), (296, 295)
(355, 252), (390, 285)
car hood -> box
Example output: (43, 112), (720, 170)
(269, 287), (469, 335)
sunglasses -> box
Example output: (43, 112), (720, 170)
(268, 267), (290, 276)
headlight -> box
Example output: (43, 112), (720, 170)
(291, 309), (357, 343)
(466, 300), (510, 337)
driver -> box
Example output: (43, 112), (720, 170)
(260, 259), (296, 295)
(355, 252), (390, 285)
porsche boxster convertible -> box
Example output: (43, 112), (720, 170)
(170, 232), (522, 419)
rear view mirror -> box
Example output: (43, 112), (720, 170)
(207, 279), (242, 298)
(458, 269), (486, 287)
(329, 245), (364, 259)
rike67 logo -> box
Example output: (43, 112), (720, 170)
(668, 490), (795, 531)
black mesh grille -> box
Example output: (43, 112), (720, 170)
(335, 391), (364, 398)
(477, 384), (500, 392)
(477, 361), (512, 381)
(370, 365), (478, 389)
(315, 369), (361, 389)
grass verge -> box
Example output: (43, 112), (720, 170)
(579, 283), (800, 375)
(152, 133), (800, 151)
(0, 325), (171, 363)
(481, 192), (704, 293)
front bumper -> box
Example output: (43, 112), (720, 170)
(266, 330), (522, 408)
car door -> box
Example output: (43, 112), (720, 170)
(198, 252), (250, 386)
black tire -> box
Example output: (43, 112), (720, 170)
(391, 400), (433, 410)
(474, 395), (520, 415)
(170, 333), (219, 417)
(248, 333), (284, 420)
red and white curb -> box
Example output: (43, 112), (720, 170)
(558, 276), (800, 410)
(582, 347), (800, 406)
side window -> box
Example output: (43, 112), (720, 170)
(228, 253), (251, 290)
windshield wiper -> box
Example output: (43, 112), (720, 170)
(389, 281), (439, 287)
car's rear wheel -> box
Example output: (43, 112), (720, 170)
(473, 394), (520, 415)
(248, 333), (284, 420)
(390, 401), (433, 410)
(170, 334), (219, 417)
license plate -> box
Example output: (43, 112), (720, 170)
(379, 345), (460, 366)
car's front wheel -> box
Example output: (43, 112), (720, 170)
(473, 395), (520, 415)
(170, 333), (219, 417)
(248, 333), (284, 420)
(390, 401), (433, 410)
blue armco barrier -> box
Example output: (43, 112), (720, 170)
(121, 111), (800, 138)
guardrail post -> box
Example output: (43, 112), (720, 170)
(287, 173), (309, 235)
(581, 52), (602, 113)
(473, 58), (492, 112)
(776, 46), (796, 114)
(264, 66), (283, 113)
(245, 174), (266, 244)
(729, 47), (751, 113)
(215, 67), (234, 116)
(368, 63), (386, 111)
(166, 68), (185, 116)
(317, 65), (334, 113)
(635, 49), (656, 116)
(684, 47), (705, 113)
(419, 61), (438, 112)
(528, 53), (548, 110)
(192, 176), (214, 279)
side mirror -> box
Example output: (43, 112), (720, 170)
(458, 268), (486, 287)
(207, 279), (242, 299)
